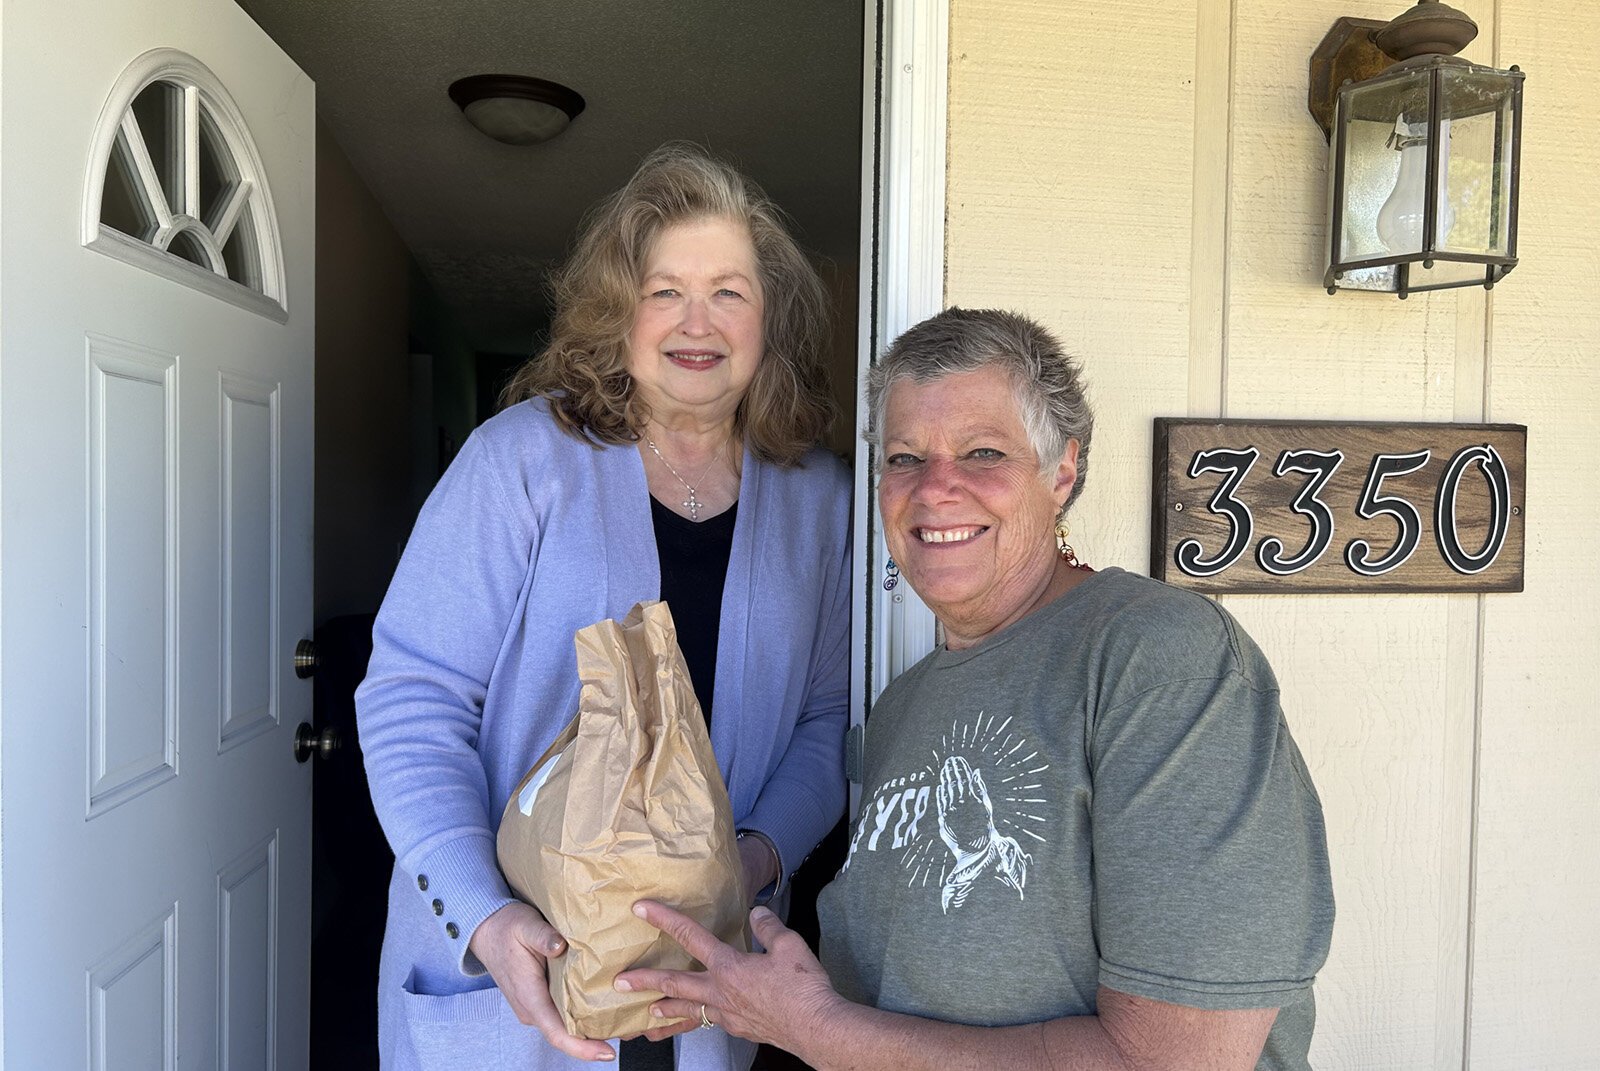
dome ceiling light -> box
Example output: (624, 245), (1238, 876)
(448, 74), (585, 146)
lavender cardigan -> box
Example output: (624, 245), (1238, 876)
(356, 399), (852, 1070)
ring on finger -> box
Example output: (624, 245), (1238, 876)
(698, 1003), (713, 1030)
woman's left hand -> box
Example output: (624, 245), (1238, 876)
(615, 902), (842, 1051)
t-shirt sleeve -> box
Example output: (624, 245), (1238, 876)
(1088, 650), (1334, 1010)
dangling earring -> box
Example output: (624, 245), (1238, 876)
(1056, 516), (1088, 571)
(883, 555), (901, 591)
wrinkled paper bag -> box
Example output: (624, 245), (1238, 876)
(496, 600), (749, 1040)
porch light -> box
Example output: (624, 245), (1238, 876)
(1309, 0), (1525, 298)
(448, 74), (585, 146)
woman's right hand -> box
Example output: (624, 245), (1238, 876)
(469, 901), (617, 1062)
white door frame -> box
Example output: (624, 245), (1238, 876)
(849, 0), (948, 806)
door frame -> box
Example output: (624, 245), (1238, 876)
(849, 0), (948, 811)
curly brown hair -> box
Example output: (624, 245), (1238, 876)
(500, 143), (836, 465)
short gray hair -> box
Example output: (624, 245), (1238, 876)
(866, 308), (1094, 511)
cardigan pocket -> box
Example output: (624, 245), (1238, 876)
(392, 971), (515, 1070)
(392, 970), (618, 1070)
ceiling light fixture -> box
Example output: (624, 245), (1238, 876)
(448, 74), (585, 146)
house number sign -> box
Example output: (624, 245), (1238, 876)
(1150, 419), (1526, 594)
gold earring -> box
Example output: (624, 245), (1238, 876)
(1056, 517), (1085, 570)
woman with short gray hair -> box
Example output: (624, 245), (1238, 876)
(866, 305), (1094, 512)
(623, 307), (1334, 1071)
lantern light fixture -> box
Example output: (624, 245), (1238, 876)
(1310, 0), (1525, 299)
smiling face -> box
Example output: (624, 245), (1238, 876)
(626, 215), (765, 428)
(878, 365), (1079, 648)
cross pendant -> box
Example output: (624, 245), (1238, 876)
(683, 489), (702, 519)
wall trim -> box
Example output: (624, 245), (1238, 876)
(1188, 0), (1233, 417)
(854, 0), (948, 752)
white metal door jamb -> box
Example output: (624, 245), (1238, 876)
(849, 0), (948, 810)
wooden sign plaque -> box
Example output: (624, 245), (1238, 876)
(1151, 419), (1526, 594)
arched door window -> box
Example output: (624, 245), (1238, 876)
(85, 49), (287, 321)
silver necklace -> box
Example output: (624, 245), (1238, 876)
(645, 437), (724, 521)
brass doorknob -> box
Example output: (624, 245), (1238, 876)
(294, 638), (318, 679)
(294, 722), (340, 763)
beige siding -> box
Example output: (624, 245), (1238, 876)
(947, 0), (1196, 560)
(1472, 3), (1600, 1068)
(946, 1), (1599, 1067)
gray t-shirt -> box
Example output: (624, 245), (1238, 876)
(817, 568), (1334, 1070)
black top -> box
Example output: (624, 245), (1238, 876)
(649, 496), (737, 727)
(627, 498), (737, 1071)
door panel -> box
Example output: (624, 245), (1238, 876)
(87, 336), (180, 814)
(0, 1), (315, 1067)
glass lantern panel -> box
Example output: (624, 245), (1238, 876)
(1435, 66), (1518, 258)
(1333, 264), (1397, 293)
(1335, 67), (1435, 263)
(1406, 258), (1493, 291)
(1339, 259), (1491, 295)
(130, 81), (185, 218)
(1340, 64), (1434, 125)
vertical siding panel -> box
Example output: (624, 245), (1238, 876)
(1471, 3), (1600, 1067)
(1224, 3), (1498, 1067)
(1189, 0), (1232, 418)
(946, 0), (1197, 569)
(1435, 591), (1480, 1070)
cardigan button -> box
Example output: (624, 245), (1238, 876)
(432, 899), (443, 916)
(417, 874), (429, 891)
(446, 922), (460, 939)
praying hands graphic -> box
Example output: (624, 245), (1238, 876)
(936, 755), (1031, 913)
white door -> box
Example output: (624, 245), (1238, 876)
(0, 0), (315, 1067)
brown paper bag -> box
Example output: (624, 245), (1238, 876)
(496, 600), (749, 1040)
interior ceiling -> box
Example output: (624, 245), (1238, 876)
(235, 0), (865, 353)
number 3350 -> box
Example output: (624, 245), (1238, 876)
(1175, 444), (1512, 579)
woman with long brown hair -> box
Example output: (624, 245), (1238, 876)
(357, 143), (852, 1070)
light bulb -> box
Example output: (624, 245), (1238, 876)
(1377, 117), (1453, 255)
